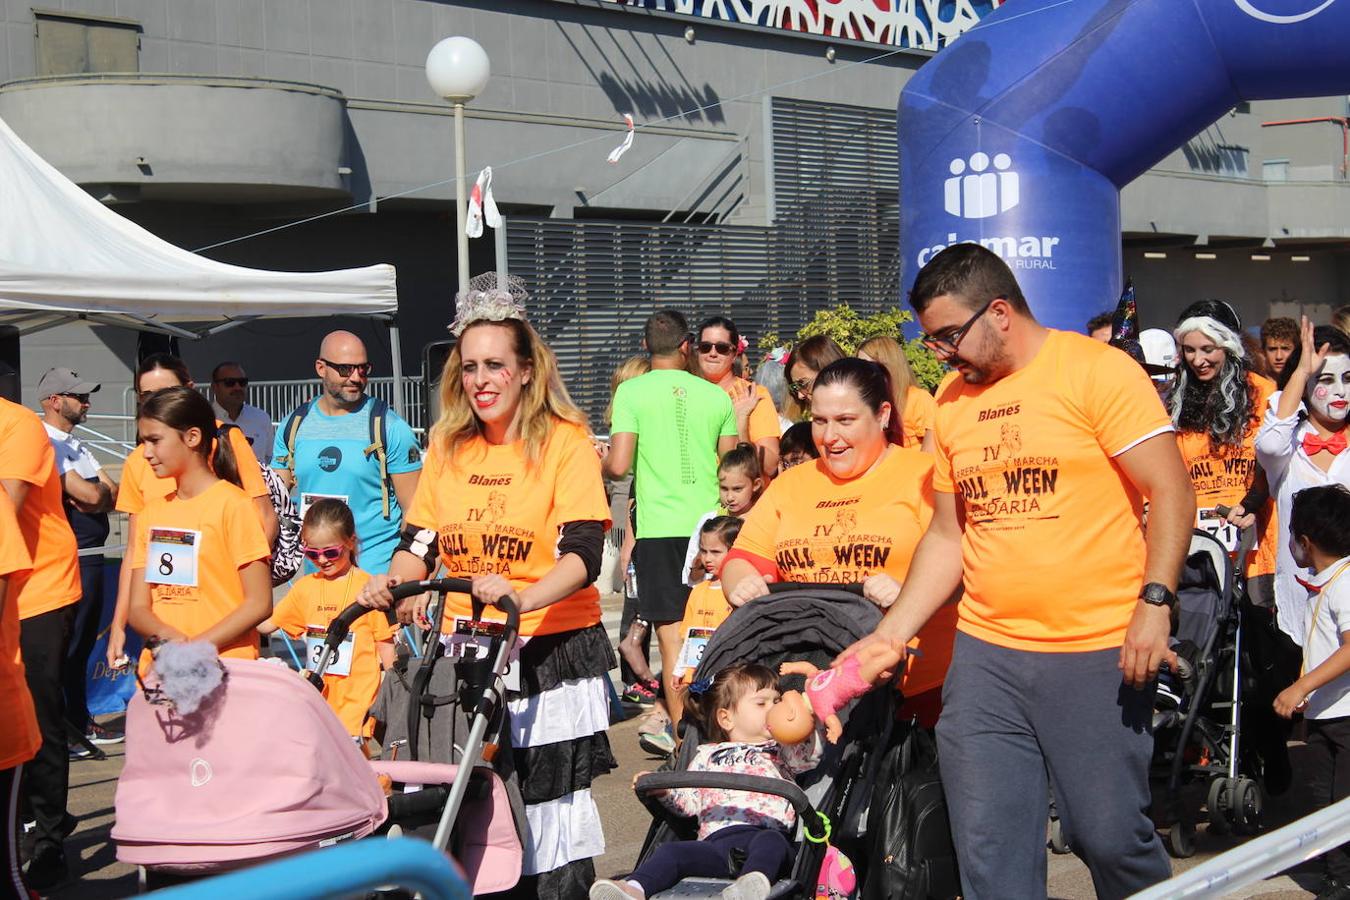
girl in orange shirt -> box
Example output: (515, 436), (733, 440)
(668, 515), (742, 729)
(127, 388), (271, 672)
(857, 335), (937, 452)
(0, 490), (39, 900)
(258, 499), (394, 740)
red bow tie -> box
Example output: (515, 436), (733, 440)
(1303, 430), (1348, 457)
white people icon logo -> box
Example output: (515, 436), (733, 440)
(1233, 0), (1337, 23)
(944, 152), (1019, 219)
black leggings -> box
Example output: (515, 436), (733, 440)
(630, 825), (791, 896)
(2, 765), (28, 900)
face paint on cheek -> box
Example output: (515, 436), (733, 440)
(1315, 386), (1330, 400)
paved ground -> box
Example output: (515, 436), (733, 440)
(37, 593), (1329, 898)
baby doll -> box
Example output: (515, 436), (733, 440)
(771, 638), (907, 743)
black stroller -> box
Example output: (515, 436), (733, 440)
(631, 585), (921, 898)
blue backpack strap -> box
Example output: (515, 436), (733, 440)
(363, 397), (392, 520)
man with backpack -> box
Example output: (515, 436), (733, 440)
(272, 331), (422, 574)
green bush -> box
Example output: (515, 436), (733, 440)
(759, 304), (945, 392)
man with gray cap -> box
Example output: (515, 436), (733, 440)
(37, 368), (120, 750)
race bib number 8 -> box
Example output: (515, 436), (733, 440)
(146, 528), (201, 587)
(305, 625), (354, 677)
(1197, 507), (1240, 554)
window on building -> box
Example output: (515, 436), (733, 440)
(34, 10), (140, 76)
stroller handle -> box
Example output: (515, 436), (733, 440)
(387, 578), (521, 639)
(635, 772), (830, 842)
(766, 582), (865, 597)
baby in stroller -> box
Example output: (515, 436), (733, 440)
(592, 662), (824, 900)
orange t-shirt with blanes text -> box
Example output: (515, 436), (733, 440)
(0, 398), (80, 619)
(732, 447), (955, 695)
(270, 568), (394, 737)
(1175, 373), (1279, 578)
(933, 330), (1174, 653)
(116, 424), (269, 516)
(406, 419), (612, 637)
(901, 386), (938, 450)
(0, 489), (40, 770)
(132, 480), (271, 673)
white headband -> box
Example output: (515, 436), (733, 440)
(1174, 316), (1244, 359)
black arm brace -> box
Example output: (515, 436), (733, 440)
(558, 520), (605, 584)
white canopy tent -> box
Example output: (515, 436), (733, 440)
(0, 114), (408, 411)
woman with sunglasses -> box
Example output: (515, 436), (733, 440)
(694, 316), (781, 475)
(106, 354), (276, 669)
(784, 335), (845, 422)
(357, 275), (612, 900)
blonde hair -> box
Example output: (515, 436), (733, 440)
(431, 319), (588, 467)
(1333, 305), (1350, 338)
(605, 355), (651, 426)
(857, 336), (918, 405)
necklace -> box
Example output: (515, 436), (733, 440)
(319, 566), (357, 616)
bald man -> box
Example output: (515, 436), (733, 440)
(272, 331), (422, 574)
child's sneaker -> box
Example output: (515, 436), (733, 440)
(591, 878), (645, 899)
(721, 871), (771, 900)
(622, 679), (660, 705)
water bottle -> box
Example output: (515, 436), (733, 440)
(625, 562), (638, 599)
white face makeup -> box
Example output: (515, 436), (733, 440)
(1306, 354), (1350, 424)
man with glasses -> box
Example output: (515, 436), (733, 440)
(842, 244), (1195, 898)
(37, 369), (121, 757)
(210, 361), (273, 466)
(272, 331), (421, 575)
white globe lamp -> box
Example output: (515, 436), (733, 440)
(425, 36), (490, 102)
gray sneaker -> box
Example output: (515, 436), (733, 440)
(638, 728), (675, 758)
(590, 878), (644, 899)
(722, 872), (771, 900)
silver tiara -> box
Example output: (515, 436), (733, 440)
(449, 272), (529, 336)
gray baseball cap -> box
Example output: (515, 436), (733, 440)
(37, 367), (100, 398)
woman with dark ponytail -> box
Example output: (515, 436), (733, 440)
(125, 387), (272, 674)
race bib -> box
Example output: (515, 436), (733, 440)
(1197, 507), (1240, 554)
(305, 625), (354, 677)
(675, 627), (715, 678)
(443, 618), (522, 692)
(300, 493), (349, 517)
(146, 528), (200, 587)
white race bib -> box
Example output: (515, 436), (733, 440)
(305, 625), (354, 677)
(300, 493), (349, 517)
(443, 618), (522, 692)
(146, 528), (201, 587)
(1197, 507), (1241, 554)
(675, 627), (716, 678)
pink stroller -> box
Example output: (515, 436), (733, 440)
(112, 579), (523, 893)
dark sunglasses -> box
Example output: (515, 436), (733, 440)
(697, 341), (735, 355)
(215, 378), (248, 388)
(788, 376), (813, 399)
(320, 359), (372, 378)
(301, 544), (345, 562)
(58, 392), (91, 403)
(919, 297), (999, 356)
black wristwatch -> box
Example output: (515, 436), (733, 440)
(1139, 582), (1177, 609)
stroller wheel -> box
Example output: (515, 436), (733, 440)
(1206, 778), (1232, 835)
(1229, 777), (1264, 834)
(1167, 821), (1197, 859)
(1048, 817), (1071, 855)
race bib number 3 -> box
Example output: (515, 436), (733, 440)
(306, 625), (354, 677)
(146, 528), (201, 587)
(675, 627), (715, 677)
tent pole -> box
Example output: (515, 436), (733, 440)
(387, 318), (406, 421)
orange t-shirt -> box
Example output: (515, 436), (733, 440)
(673, 579), (732, 681)
(270, 567), (394, 737)
(933, 330), (1173, 652)
(733, 446), (954, 695)
(722, 379), (780, 446)
(901, 386), (938, 450)
(0, 398), (80, 619)
(1175, 373), (1278, 578)
(116, 423), (269, 516)
(0, 489), (40, 769)
(131, 480), (271, 672)
(406, 419), (612, 637)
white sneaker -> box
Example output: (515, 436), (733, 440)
(722, 871), (772, 900)
(590, 878), (644, 900)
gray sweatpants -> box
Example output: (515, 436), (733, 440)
(936, 632), (1171, 900)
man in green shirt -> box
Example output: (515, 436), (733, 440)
(605, 309), (737, 725)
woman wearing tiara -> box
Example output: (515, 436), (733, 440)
(359, 274), (614, 899)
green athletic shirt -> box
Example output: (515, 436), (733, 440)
(610, 368), (737, 539)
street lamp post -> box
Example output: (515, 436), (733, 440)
(425, 36), (490, 294)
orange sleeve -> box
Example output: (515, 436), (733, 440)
(405, 442), (443, 530)
(904, 387), (937, 441)
(270, 582), (310, 638)
(930, 374), (960, 493)
(1087, 348), (1173, 455)
(363, 613), (397, 643)
(553, 424), (612, 527)
(0, 491), (32, 578)
(733, 475), (783, 561)
(914, 454), (936, 532)
(228, 428), (269, 499)
(130, 508), (149, 570)
(224, 490), (271, 568)
(0, 407), (53, 486)
(747, 384), (780, 445)
(116, 449), (147, 515)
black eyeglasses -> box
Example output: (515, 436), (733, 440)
(320, 359), (372, 378)
(58, 392), (91, 403)
(697, 341), (735, 355)
(214, 378), (248, 388)
(919, 297), (999, 357)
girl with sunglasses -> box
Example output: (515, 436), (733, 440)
(126, 388), (272, 676)
(694, 316), (781, 476)
(259, 498), (394, 742)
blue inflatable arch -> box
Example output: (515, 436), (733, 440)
(898, 0), (1350, 331)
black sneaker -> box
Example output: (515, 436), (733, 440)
(68, 742), (94, 760)
(86, 721), (125, 745)
(23, 845), (68, 891)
